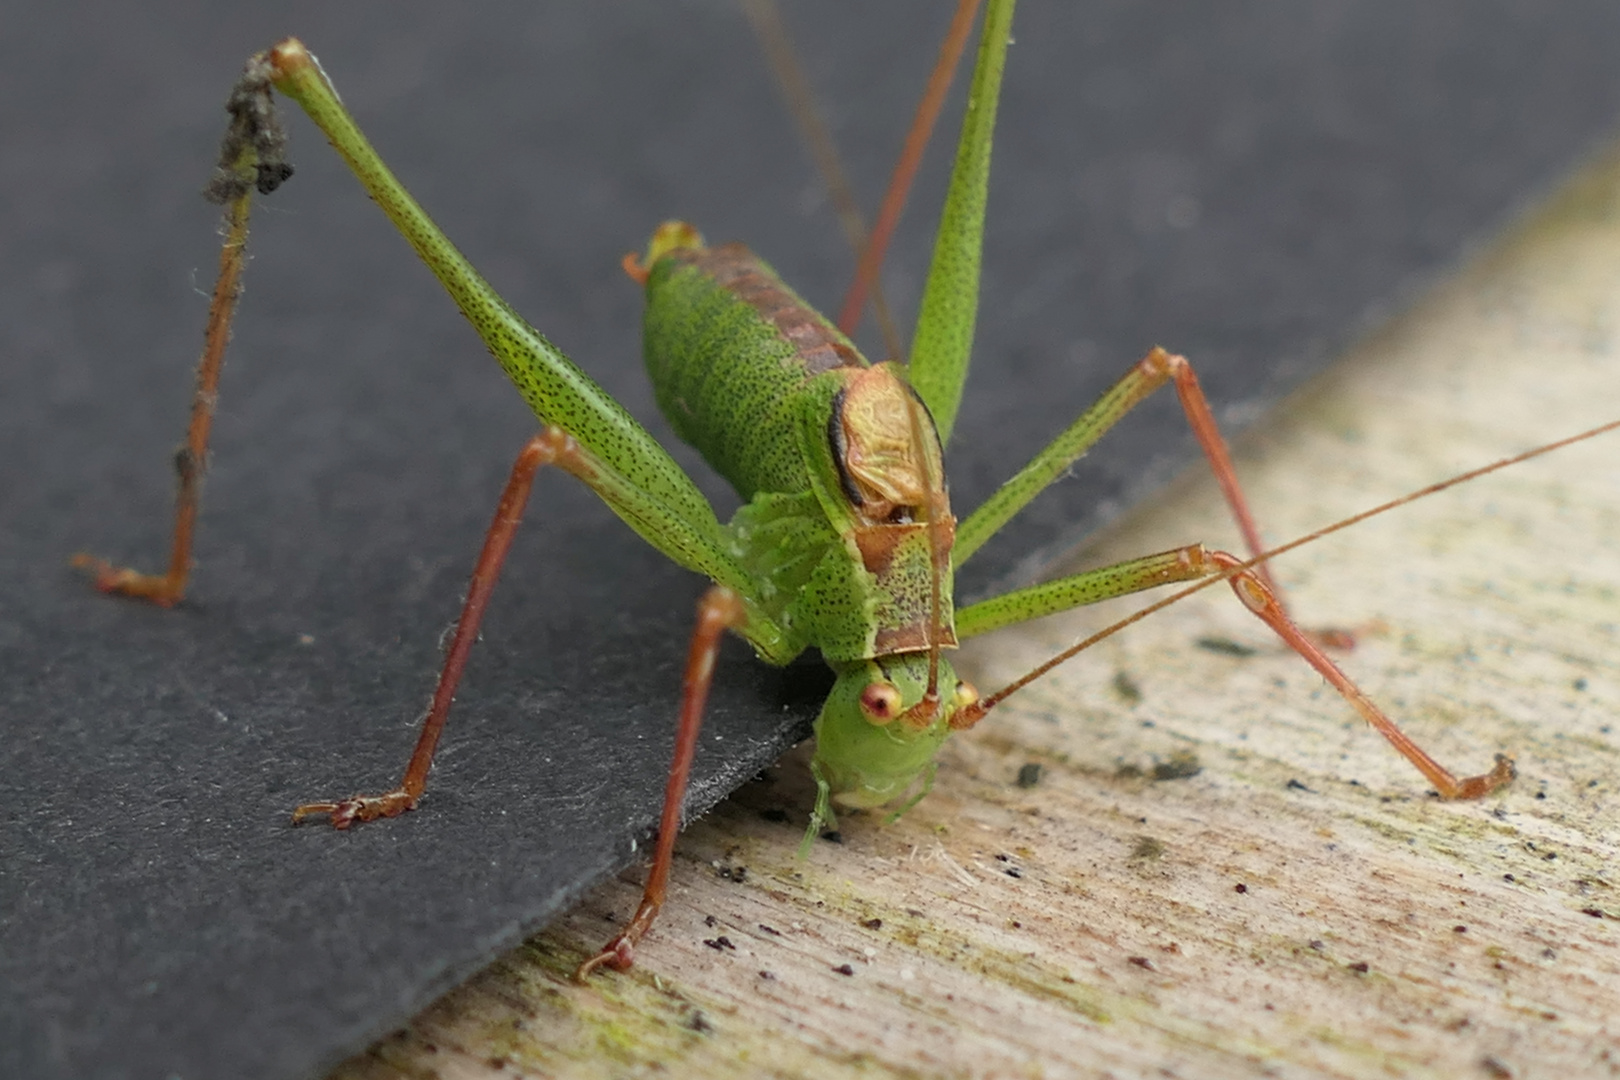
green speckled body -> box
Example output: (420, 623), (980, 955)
(638, 238), (958, 667)
(631, 231), (972, 829)
(643, 243), (865, 500)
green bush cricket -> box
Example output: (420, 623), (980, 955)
(77, 0), (1615, 984)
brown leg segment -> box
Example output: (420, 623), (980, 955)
(1146, 349), (1355, 648)
(74, 55), (292, 607)
(72, 178), (253, 607)
(1210, 552), (1514, 799)
(1146, 349), (1281, 602)
(575, 585), (747, 981)
(292, 428), (580, 828)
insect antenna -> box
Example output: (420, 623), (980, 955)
(740, 0), (905, 362)
(832, 0), (984, 346)
(952, 418), (1620, 730)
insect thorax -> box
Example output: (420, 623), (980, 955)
(642, 231), (958, 665)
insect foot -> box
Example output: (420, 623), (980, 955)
(291, 790), (417, 829)
(575, 891), (667, 982)
(575, 934), (637, 982)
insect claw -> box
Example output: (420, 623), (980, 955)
(70, 553), (186, 607)
(290, 790), (416, 828)
(574, 936), (635, 982)
(1443, 754), (1516, 801)
(289, 801), (342, 827)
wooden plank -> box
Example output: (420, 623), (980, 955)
(326, 145), (1620, 1080)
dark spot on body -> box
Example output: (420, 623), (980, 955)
(833, 963), (855, 976)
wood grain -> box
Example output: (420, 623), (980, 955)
(327, 146), (1620, 1080)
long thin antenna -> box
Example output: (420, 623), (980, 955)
(836, 0), (983, 343)
(739, 0), (905, 362)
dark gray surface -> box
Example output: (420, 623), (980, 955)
(5, 3), (1619, 1078)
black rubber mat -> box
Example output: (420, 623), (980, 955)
(5, 3), (1619, 1077)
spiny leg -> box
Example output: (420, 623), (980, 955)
(575, 585), (747, 981)
(956, 346), (1355, 643)
(1210, 552), (1513, 799)
(959, 349), (1258, 574)
(73, 55), (294, 606)
(85, 38), (796, 839)
(293, 428), (579, 828)
(949, 543), (1512, 798)
(955, 544), (1216, 642)
(951, 544), (1220, 729)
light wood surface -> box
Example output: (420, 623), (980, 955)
(327, 145), (1620, 1080)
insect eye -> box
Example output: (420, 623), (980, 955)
(859, 682), (902, 724)
(952, 679), (980, 709)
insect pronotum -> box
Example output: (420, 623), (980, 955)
(73, 0), (1615, 982)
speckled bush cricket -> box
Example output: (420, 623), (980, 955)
(74, 0), (1614, 980)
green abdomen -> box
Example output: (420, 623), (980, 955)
(643, 244), (865, 499)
